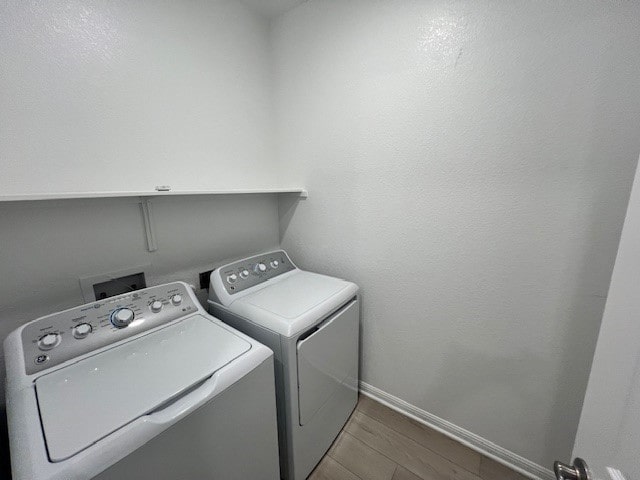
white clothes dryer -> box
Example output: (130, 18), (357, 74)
(208, 250), (359, 480)
(4, 281), (280, 480)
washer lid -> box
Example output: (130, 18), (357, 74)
(230, 271), (358, 336)
(35, 314), (251, 462)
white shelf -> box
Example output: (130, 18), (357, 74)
(0, 188), (308, 202)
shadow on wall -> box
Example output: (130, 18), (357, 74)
(1, 407), (11, 479)
(541, 187), (624, 464)
(542, 38), (640, 457)
(278, 192), (305, 241)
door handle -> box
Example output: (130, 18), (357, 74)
(554, 458), (592, 480)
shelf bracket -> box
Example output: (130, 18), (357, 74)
(139, 197), (158, 252)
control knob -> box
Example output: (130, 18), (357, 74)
(150, 300), (163, 313)
(254, 263), (267, 274)
(111, 308), (135, 328)
(240, 269), (250, 279)
(38, 333), (61, 350)
(171, 294), (182, 306)
(73, 323), (92, 339)
(270, 260), (279, 269)
(226, 273), (238, 284)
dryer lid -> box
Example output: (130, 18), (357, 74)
(229, 271), (358, 336)
(35, 314), (251, 462)
(241, 272), (348, 318)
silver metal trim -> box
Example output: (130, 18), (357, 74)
(554, 458), (592, 480)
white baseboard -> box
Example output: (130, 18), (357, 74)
(358, 381), (555, 480)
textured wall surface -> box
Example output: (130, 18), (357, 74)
(240, 0), (307, 19)
(274, 0), (640, 467)
(0, 0), (276, 195)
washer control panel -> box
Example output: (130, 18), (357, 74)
(21, 283), (195, 375)
(218, 250), (295, 295)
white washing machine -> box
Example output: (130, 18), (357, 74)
(208, 250), (359, 480)
(4, 281), (280, 480)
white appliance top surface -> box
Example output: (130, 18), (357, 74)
(230, 271), (357, 336)
(242, 271), (348, 318)
(36, 314), (251, 462)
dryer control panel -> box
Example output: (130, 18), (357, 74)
(21, 282), (196, 375)
(216, 250), (296, 296)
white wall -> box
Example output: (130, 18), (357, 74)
(273, 0), (640, 468)
(0, 0), (276, 195)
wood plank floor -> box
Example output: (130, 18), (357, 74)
(309, 395), (529, 480)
